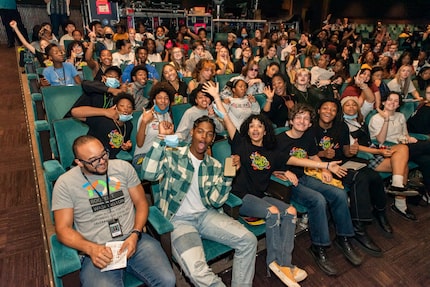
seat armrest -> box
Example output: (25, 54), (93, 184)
(222, 193), (242, 219)
(43, 160), (66, 182)
(50, 234), (81, 277)
(146, 206), (173, 265)
(409, 133), (430, 141)
(357, 151), (375, 160)
(34, 120), (50, 132)
(147, 206), (173, 235)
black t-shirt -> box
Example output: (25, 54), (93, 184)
(311, 122), (350, 162)
(407, 105), (430, 135)
(230, 131), (281, 199)
(86, 116), (132, 158)
(276, 130), (318, 178)
(290, 85), (321, 109)
(262, 93), (293, 128)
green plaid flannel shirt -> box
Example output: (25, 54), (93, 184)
(141, 139), (233, 220)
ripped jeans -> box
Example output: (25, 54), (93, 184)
(240, 194), (296, 267)
(171, 209), (257, 287)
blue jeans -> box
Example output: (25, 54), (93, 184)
(171, 209), (257, 287)
(80, 233), (175, 287)
(49, 13), (68, 36)
(291, 175), (354, 246)
(240, 194), (296, 267)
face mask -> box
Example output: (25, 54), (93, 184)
(212, 103), (224, 119)
(154, 103), (169, 114)
(343, 113), (358, 120)
(157, 35), (165, 40)
(164, 134), (179, 148)
(105, 77), (120, 88)
(76, 52), (83, 57)
(105, 34), (113, 39)
(241, 34), (248, 38)
(118, 113), (133, 122)
(314, 53), (321, 60)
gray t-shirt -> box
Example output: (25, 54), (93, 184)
(52, 160), (141, 244)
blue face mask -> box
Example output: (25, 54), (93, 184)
(154, 104), (169, 114)
(164, 134), (179, 148)
(314, 53), (321, 60)
(241, 34), (248, 38)
(212, 103), (224, 119)
(119, 113), (133, 122)
(105, 77), (120, 88)
(343, 113), (358, 120)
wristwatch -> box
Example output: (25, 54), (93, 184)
(131, 229), (142, 240)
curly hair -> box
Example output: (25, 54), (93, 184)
(146, 82), (176, 108)
(239, 114), (277, 150)
(192, 59), (216, 81)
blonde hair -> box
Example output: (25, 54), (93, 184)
(216, 47), (234, 74)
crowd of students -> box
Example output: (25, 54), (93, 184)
(15, 15), (430, 287)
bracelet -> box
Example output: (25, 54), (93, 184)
(266, 99), (273, 103)
(326, 162), (330, 170)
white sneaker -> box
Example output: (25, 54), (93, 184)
(269, 261), (301, 287)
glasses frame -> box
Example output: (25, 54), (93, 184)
(78, 149), (110, 168)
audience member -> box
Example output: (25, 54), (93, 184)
(141, 115), (257, 287)
(52, 135), (175, 287)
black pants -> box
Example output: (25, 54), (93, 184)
(408, 140), (430, 188)
(342, 167), (386, 221)
(0, 8), (28, 45)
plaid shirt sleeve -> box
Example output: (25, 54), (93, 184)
(199, 157), (233, 209)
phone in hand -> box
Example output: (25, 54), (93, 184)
(224, 157), (236, 177)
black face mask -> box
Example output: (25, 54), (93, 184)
(105, 34), (113, 40)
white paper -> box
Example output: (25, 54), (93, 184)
(101, 241), (127, 272)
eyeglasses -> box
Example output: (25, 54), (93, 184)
(79, 150), (109, 168)
(250, 68), (259, 72)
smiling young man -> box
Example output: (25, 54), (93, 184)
(52, 135), (175, 287)
(276, 103), (362, 276)
(41, 43), (81, 86)
(141, 116), (257, 287)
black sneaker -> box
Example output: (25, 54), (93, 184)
(386, 185), (419, 196)
(390, 204), (417, 221)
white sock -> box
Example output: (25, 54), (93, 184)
(395, 197), (407, 212)
(392, 175), (404, 187)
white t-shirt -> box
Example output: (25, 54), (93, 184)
(368, 112), (408, 144)
(175, 153), (207, 216)
(134, 111), (172, 156)
(112, 52), (135, 68)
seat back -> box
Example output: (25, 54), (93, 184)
(171, 103), (191, 131)
(215, 73), (240, 91)
(42, 85), (83, 126)
(254, 93), (267, 108)
(53, 118), (89, 170)
(129, 110), (143, 156)
(82, 65), (94, 81)
(153, 62), (169, 79)
(349, 63), (361, 77)
(212, 139), (232, 164)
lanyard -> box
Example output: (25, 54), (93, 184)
(53, 66), (66, 85)
(82, 172), (112, 212)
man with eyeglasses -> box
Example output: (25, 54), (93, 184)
(52, 135), (175, 287)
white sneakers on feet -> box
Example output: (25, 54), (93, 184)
(269, 261), (308, 287)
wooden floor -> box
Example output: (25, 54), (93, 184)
(2, 44), (430, 287)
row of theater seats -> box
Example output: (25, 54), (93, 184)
(25, 47), (426, 286)
(23, 53), (288, 286)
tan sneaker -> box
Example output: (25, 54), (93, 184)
(291, 266), (308, 282)
(269, 261), (301, 287)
